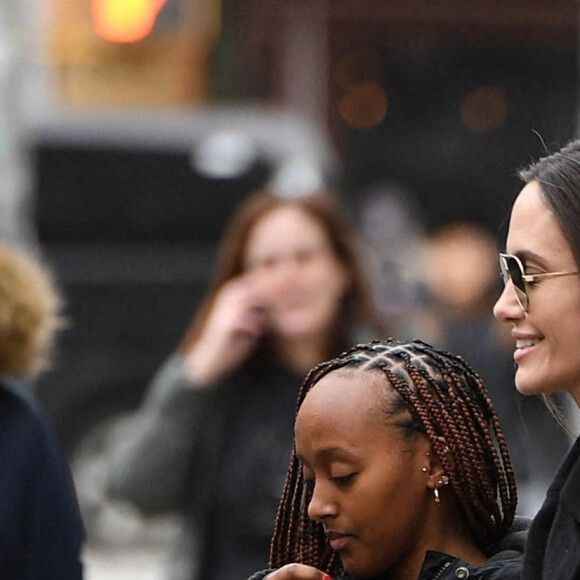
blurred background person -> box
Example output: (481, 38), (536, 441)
(417, 221), (573, 516)
(105, 188), (389, 580)
(0, 240), (84, 578)
(355, 180), (426, 336)
(0, 241), (61, 397)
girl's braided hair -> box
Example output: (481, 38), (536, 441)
(269, 338), (518, 576)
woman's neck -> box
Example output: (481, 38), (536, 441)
(274, 333), (330, 375)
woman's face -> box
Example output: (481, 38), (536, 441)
(243, 205), (350, 342)
(493, 180), (580, 403)
(295, 369), (433, 579)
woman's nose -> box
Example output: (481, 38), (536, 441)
(493, 283), (524, 322)
(307, 484), (338, 522)
(272, 260), (303, 290)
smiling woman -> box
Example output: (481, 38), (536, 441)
(493, 140), (580, 580)
(248, 338), (525, 580)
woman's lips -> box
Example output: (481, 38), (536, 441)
(513, 338), (541, 362)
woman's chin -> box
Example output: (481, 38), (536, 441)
(273, 317), (327, 341)
(514, 370), (546, 397)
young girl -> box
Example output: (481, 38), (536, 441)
(249, 338), (524, 580)
(493, 139), (580, 580)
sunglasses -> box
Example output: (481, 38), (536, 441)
(499, 253), (579, 311)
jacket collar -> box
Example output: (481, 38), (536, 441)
(560, 435), (580, 522)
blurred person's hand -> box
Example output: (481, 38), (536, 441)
(182, 271), (276, 386)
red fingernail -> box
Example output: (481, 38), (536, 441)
(323, 576), (333, 580)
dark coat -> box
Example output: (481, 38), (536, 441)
(0, 383), (84, 579)
(107, 354), (301, 580)
(522, 434), (580, 580)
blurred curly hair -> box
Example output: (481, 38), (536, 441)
(0, 242), (63, 376)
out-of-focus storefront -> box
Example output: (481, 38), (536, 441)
(214, 0), (579, 230)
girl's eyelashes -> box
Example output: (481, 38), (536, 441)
(301, 471), (356, 486)
(299, 457), (357, 487)
(330, 473), (356, 486)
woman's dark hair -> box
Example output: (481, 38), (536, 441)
(269, 338), (518, 576)
(519, 140), (580, 427)
(179, 188), (387, 358)
(519, 139), (580, 270)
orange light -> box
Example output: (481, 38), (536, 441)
(338, 82), (388, 129)
(459, 85), (509, 132)
(91, 0), (167, 43)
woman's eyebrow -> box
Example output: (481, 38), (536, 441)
(513, 249), (547, 264)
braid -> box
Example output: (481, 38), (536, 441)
(269, 338), (518, 575)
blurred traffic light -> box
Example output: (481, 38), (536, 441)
(90, 0), (167, 43)
(46, 0), (220, 107)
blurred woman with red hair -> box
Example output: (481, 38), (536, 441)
(107, 188), (387, 580)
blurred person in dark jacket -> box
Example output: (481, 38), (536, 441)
(106, 189), (388, 580)
(0, 240), (84, 578)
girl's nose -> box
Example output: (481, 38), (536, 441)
(307, 483), (338, 522)
(493, 283), (524, 322)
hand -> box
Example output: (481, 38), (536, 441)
(266, 563), (331, 580)
(182, 271), (275, 386)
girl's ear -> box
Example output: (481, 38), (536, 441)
(425, 436), (453, 490)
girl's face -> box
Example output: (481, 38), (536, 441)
(295, 369), (434, 579)
(243, 206), (350, 342)
(493, 180), (580, 404)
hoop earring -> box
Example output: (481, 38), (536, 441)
(433, 473), (449, 505)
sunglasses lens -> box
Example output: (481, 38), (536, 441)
(501, 255), (528, 310)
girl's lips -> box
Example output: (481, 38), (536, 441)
(326, 531), (352, 552)
(328, 536), (350, 552)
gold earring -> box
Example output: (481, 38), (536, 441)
(434, 488), (441, 505)
(437, 475), (449, 486)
